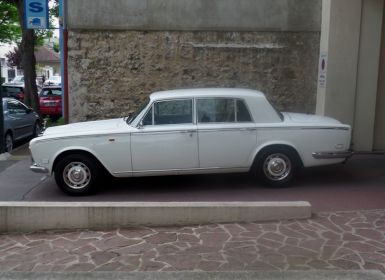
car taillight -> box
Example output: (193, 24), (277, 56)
(17, 92), (24, 101)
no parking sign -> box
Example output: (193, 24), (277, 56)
(24, 0), (49, 29)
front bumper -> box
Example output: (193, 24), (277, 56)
(30, 163), (49, 174)
(312, 150), (354, 160)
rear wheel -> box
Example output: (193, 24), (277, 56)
(54, 154), (100, 195)
(255, 147), (300, 187)
(4, 133), (13, 153)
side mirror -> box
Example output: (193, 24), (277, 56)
(26, 108), (33, 114)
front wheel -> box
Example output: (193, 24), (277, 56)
(5, 133), (13, 153)
(254, 147), (300, 187)
(54, 154), (100, 195)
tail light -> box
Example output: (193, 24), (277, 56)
(17, 92), (24, 101)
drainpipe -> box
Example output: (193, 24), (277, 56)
(0, 65), (4, 153)
(59, 0), (69, 124)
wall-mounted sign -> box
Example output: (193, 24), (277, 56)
(318, 53), (327, 88)
(24, 0), (49, 29)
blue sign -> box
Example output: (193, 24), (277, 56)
(24, 0), (49, 29)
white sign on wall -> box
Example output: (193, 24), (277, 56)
(318, 53), (328, 88)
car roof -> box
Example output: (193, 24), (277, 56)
(2, 97), (20, 102)
(1, 83), (23, 88)
(150, 88), (265, 100)
(41, 86), (61, 89)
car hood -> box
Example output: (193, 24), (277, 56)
(42, 118), (130, 137)
(282, 112), (345, 126)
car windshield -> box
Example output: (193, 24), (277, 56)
(126, 98), (150, 125)
(40, 88), (62, 96)
(11, 76), (24, 83)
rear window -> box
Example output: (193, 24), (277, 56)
(40, 88), (62, 97)
(1, 86), (23, 94)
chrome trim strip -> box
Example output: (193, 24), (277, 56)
(113, 166), (247, 175)
(132, 130), (198, 136)
(256, 126), (350, 131)
(34, 133), (132, 143)
(30, 163), (49, 174)
(35, 125), (348, 143)
(312, 151), (353, 159)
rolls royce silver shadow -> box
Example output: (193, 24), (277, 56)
(29, 88), (352, 195)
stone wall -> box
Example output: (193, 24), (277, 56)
(68, 30), (320, 122)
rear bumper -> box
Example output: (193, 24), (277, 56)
(312, 151), (354, 160)
(30, 163), (49, 174)
(40, 107), (62, 116)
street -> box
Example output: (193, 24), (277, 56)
(2, 142), (385, 213)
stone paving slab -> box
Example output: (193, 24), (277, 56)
(0, 210), (384, 274)
(0, 271), (384, 280)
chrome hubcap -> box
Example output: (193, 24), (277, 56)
(263, 153), (291, 181)
(63, 162), (91, 189)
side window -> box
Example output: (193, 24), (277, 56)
(7, 100), (27, 115)
(142, 106), (153, 125)
(197, 98), (235, 123)
(236, 100), (252, 122)
(153, 99), (193, 125)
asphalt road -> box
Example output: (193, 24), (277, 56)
(5, 143), (384, 213)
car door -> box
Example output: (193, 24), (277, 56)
(5, 99), (33, 140)
(196, 98), (257, 169)
(131, 98), (199, 174)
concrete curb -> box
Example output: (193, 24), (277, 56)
(0, 270), (383, 280)
(0, 201), (311, 233)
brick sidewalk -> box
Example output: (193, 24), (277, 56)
(0, 210), (384, 273)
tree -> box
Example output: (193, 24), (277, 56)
(2, 0), (40, 114)
(0, 0), (20, 43)
(5, 45), (21, 68)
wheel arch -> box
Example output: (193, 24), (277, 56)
(5, 129), (13, 138)
(52, 149), (111, 176)
(251, 142), (304, 170)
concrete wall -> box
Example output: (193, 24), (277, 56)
(66, 0), (321, 31)
(65, 0), (321, 122)
(68, 31), (320, 122)
(316, 0), (384, 151)
(374, 2), (385, 150)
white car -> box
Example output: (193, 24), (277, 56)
(43, 76), (61, 86)
(29, 88), (352, 195)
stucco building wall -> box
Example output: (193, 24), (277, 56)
(68, 31), (319, 121)
(66, 0), (321, 122)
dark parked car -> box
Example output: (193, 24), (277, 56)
(39, 86), (62, 120)
(2, 98), (41, 152)
(1, 84), (25, 101)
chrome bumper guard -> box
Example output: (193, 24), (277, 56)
(312, 151), (354, 160)
(30, 163), (49, 174)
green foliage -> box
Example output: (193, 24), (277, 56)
(45, 116), (64, 127)
(0, 0), (21, 43)
(0, 0), (59, 45)
(53, 41), (59, 52)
